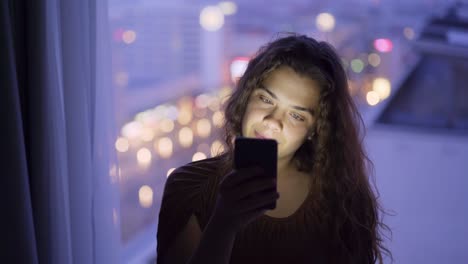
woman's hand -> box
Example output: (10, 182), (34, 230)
(209, 167), (279, 234)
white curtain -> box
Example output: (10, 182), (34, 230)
(1, 0), (121, 263)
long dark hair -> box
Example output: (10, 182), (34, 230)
(221, 33), (392, 263)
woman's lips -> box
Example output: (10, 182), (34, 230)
(254, 131), (266, 139)
(255, 131), (275, 140)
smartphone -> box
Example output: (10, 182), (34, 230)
(234, 137), (278, 209)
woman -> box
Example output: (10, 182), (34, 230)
(156, 34), (392, 264)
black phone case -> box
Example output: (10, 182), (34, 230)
(234, 137), (278, 209)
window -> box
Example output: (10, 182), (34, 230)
(107, 0), (454, 260)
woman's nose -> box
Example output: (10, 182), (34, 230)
(263, 108), (283, 131)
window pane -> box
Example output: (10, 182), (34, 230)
(108, 0), (454, 245)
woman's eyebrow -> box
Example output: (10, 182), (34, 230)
(258, 85), (315, 116)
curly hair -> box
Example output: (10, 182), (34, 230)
(221, 33), (392, 263)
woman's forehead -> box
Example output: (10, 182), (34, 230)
(260, 66), (321, 109)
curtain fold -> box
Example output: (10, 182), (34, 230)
(1, 0), (120, 263)
(1, 1), (39, 262)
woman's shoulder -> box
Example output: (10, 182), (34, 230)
(166, 153), (228, 186)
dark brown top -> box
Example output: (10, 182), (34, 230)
(156, 155), (343, 264)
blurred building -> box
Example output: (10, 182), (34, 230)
(378, 3), (468, 131)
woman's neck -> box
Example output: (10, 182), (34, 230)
(277, 157), (299, 180)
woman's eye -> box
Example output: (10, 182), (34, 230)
(290, 112), (305, 122)
(259, 95), (273, 104)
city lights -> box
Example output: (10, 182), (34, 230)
(192, 152), (207, 162)
(138, 185), (153, 208)
(368, 53), (381, 67)
(121, 121), (143, 139)
(219, 86), (232, 105)
(212, 111), (224, 128)
(230, 57), (249, 82)
(208, 97), (221, 112)
(200, 6), (225, 31)
(195, 94), (211, 108)
(153, 105), (169, 118)
(196, 118), (212, 138)
(351, 59), (365, 73)
(141, 128), (155, 142)
(159, 119), (175, 133)
(373, 38), (393, 53)
(156, 137), (173, 158)
(136, 148), (152, 168)
(122, 30), (137, 44)
(366, 91), (381, 106)
(115, 137), (130, 153)
(316, 13), (336, 32)
(211, 140), (225, 157)
(177, 109), (193, 125)
(372, 78), (391, 100)
(178, 127), (194, 148)
(218, 1), (237, 15)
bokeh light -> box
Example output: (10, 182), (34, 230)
(373, 38), (393, 53)
(121, 121), (143, 139)
(366, 91), (381, 106)
(212, 111), (225, 128)
(211, 140), (225, 157)
(192, 152), (207, 162)
(208, 97), (221, 112)
(160, 119), (175, 133)
(178, 127), (194, 148)
(122, 30), (137, 44)
(141, 128), (155, 142)
(138, 185), (153, 208)
(200, 6), (225, 31)
(196, 118), (212, 138)
(115, 137), (130, 153)
(156, 137), (173, 159)
(351, 59), (365, 73)
(368, 53), (381, 67)
(372, 78), (392, 100)
(177, 108), (193, 125)
(316, 13), (336, 32)
(194, 107), (208, 118)
(218, 1), (237, 15)
(137, 148), (152, 167)
(230, 57), (249, 82)
(195, 94), (211, 109)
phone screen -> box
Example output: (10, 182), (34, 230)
(234, 137), (278, 178)
(234, 137), (278, 209)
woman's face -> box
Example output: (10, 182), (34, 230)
(241, 66), (321, 163)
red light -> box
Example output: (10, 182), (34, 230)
(373, 38), (393, 53)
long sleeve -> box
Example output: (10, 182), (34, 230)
(156, 156), (224, 264)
